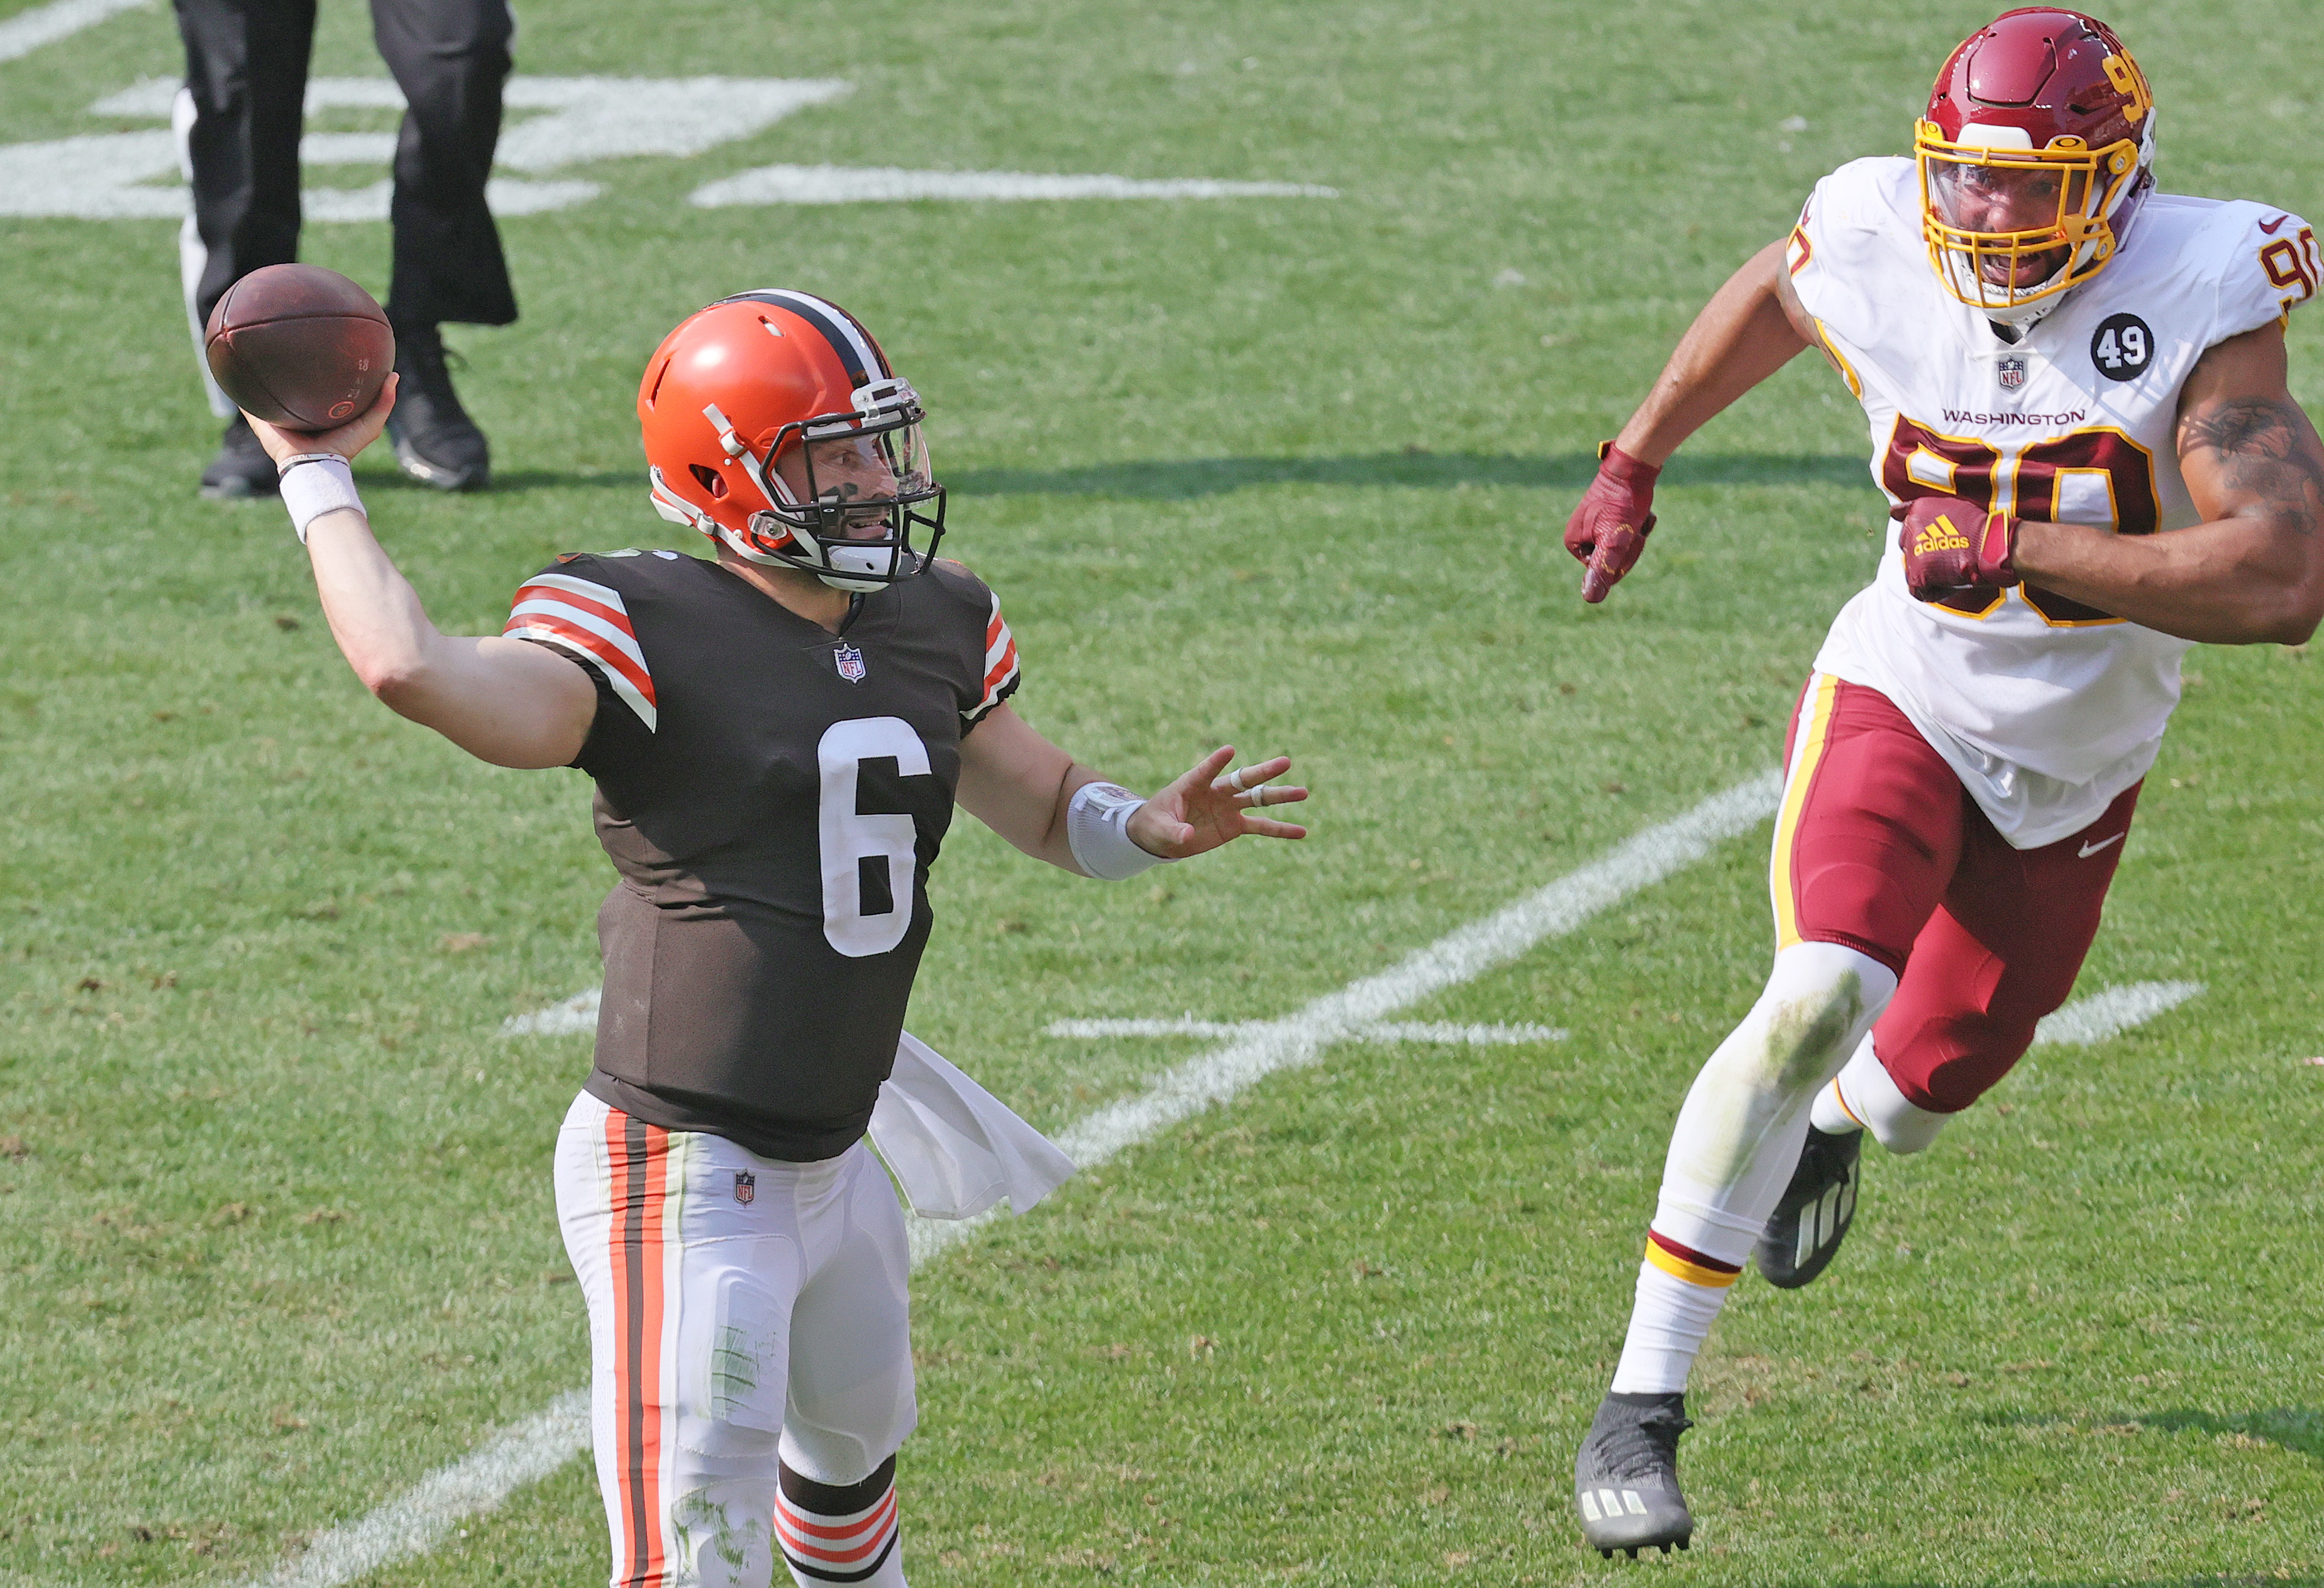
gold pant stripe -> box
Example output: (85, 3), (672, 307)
(1771, 672), (1840, 951)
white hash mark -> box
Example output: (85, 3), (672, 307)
(2030, 980), (2204, 1047)
(499, 987), (600, 1037)
(242, 771), (1783, 1587)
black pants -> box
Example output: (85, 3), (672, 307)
(174, 0), (516, 332)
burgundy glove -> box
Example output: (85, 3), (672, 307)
(1898, 495), (2017, 602)
(1564, 441), (1659, 604)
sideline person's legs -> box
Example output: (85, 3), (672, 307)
(367, 0), (511, 487)
(172, 0), (315, 490)
(367, 0), (515, 329)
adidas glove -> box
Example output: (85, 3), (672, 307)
(1898, 494), (2017, 602)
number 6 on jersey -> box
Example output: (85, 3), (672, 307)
(819, 716), (930, 957)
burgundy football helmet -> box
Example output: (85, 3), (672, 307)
(1916, 8), (2157, 324)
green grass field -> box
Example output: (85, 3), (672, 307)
(4, 0), (2323, 1582)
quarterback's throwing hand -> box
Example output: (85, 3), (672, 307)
(1127, 747), (1308, 859)
(1898, 494), (2017, 602)
(241, 375), (399, 470)
(1563, 442), (1660, 604)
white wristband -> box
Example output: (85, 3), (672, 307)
(279, 454), (364, 544)
(1066, 781), (1169, 881)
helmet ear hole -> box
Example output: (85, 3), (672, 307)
(689, 463), (728, 499)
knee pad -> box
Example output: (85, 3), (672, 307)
(1744, 941), (1900, 1095)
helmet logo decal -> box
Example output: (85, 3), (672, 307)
(2101, 53), (2151, 120)
(833, 644), (867, 683)
(2089, 313), (2154, 382)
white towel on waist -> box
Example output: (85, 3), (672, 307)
(868, 1032), (1076, 1220)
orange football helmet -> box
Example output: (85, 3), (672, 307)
(638, 289), (944, 590)
(1916, 8), (2157, 326)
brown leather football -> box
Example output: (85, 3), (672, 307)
(203, 264), (395, 431)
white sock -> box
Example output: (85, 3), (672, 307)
(1611, 1251), (1737, 1394)
(1825, 1034), (1949, 1154)
(1608, 942), (1897, 1397)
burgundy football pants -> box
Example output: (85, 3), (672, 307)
(1771, 672), (2140, 1113)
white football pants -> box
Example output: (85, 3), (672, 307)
(555, 1091), (917, 1588)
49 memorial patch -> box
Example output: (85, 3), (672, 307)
(2090, 312), (2154, 382)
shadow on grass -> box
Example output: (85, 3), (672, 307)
(460, 468), (643, 493)
(396, 453), (1869, 500)
(943, 449), (1867, 500)
(2136, 1405), (2324, 1460)
(1993, 1404), (2322, 1464)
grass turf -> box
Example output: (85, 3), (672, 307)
(3, 0), (2321, 1582)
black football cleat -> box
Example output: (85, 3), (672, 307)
(385, 323), (490, 491)
(1573, 1391), (1694, 1558)
(199, 414), (279, 500)
(1756, 1123), (1862, 1289)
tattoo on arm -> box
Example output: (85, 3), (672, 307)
(2181, 397), (2324, 536)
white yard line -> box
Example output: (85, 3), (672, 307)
(252, 774), (1783, 1587)
(2032, 979), (2204, 1045)
(0, 0), (142, 63)
(1043, 772), (1783, 1171)
(1043, 1017), (1568, 1044)
(241, 1395), (589, 1588)
(690, 163), (1336, 207)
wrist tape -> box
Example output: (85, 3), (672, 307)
(279, 454), (364, 544)
(1066, 781), (1169, 881)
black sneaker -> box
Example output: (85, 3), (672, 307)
(199, 414), (279, 500)
(1573, 1391), (1694, 1557)
(385, 323), (490, 491)
(1756, 1124), (1862, 1289)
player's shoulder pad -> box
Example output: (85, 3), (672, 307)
(925, 558), (1021, 727)
(1790, 158), (1915, 338)
(924, 555), (997, 609)
(2169, 197), (2323, 342)
(547, 546), (697, 578)
(1798, 157), (1915, 241)
(507, 551), (668, 731)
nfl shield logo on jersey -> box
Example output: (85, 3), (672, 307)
(1997, 355), (2027, 390)
(833, 644), (867, 683)
(734, 1171), (755, 1205)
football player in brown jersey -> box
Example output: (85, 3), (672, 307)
(247, 289), (1308, 1588)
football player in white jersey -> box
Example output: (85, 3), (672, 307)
(1556, 6), (2324, 1558)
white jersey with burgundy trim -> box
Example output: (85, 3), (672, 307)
(1789, 156), (2317, 846)
(503, 548), (1022, 1163)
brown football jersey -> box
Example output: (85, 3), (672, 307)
(505, 549), (1021, 1161)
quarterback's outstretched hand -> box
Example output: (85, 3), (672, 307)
(1127, 746), (1308, 859)
(1563, 442), (1659, 604)
(1898, 494), (2017, 602)
(241, 375), (398, 471)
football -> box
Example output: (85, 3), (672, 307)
(202, 263), (395, 431)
